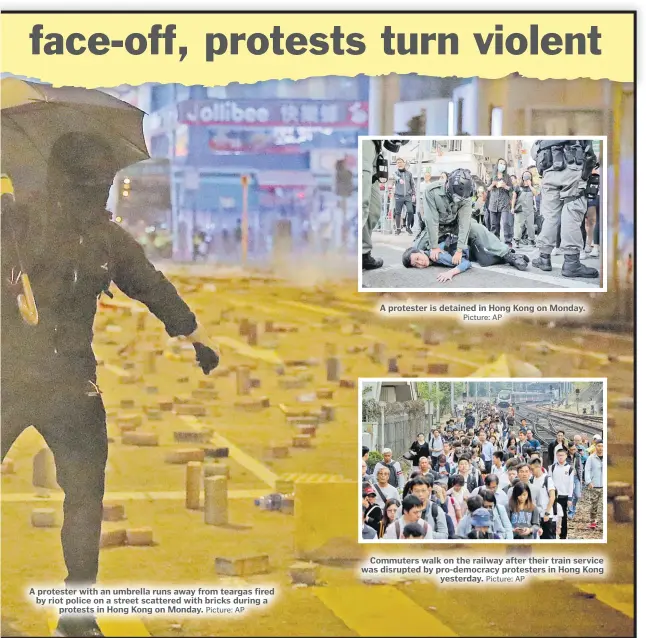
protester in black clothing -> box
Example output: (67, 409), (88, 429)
(1, 133), (220, 638)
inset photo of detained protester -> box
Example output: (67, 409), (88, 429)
(360, 379), (607, 542)
(359, 137), (606, 292)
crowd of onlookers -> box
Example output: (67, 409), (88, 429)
(361, 403), (604, 541)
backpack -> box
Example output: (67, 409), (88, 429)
(395, 507), (435, 539)
(466, 470), (480, 494)
(547, 463), (573, 510)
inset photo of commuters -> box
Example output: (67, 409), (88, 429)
(359, 137), (606, 292)
(360, 379), (608, 543)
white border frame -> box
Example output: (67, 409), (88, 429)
(358, 377), (608, 544)
(358, 136), (608, 294)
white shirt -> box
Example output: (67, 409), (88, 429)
(491, 464), (505, 478)
(529, 473), (557, 519)
(383, 516), (434, 539)
(548, 462), (575, 499)
(372, 482), (399, 509)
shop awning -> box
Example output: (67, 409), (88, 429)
(256, 170), (317, 188)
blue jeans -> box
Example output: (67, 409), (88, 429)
(569, 475), (582, 517)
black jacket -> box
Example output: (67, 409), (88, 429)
(2, 206), (196, 386)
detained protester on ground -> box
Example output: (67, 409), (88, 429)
(408, 433), (431, 468)
(392, 157), (416, 236)
(401, 235), (472, 284)
(384, 495), (434, 540)
(372, 448), (405, 491)
(413, 168), (529, 273)
(487, 158), (514, 246)
(548, 449), (575, 540)
(529, 458), (558, 539)
(379, 498), (400, 539)
(531, 139), (599, 278)
(362, 486), (383, 535)
(480, 489), (514, 540)
(511, 170), (538, 247)
(372, 466), (400, 508)
(1, 133), (220, 638)
(507, 482), (542, 539)
(584, 440), (604, 530)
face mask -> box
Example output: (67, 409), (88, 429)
(65, 184), (111, 222)
(498, 163), (506, 172)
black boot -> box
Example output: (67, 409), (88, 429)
(503, 251), (528, 271)
(562, 253), (599, 278)
(55, 616), (104, 637)
(532, 253), (552, 271)
(362, 252), (384, 271)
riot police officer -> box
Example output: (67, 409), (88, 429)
(530, 140), (599, 278)
(1, 133), (220, 638)
(361, 138), (411, 270)
(361, 139), (384, 271)
(421, 168), (529, 271)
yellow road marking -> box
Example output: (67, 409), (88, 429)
(208, 431), (278, 489)
(216, 336), (283, 365)
(1, 489), (266, 503)
(48, 614), (150, 636)
(576, 584), (634, 619)
(314, 585), (457, 637)
(276, 300), (347, 317)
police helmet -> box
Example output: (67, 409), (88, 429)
(383, 139), (410, 153)
(446, 168), (474, 200)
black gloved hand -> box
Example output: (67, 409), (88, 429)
(193, 342), (220, 375)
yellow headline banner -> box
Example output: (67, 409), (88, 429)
(1, 12), (635, 87)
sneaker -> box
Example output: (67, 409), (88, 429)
(362, 252), (383, 271)
(584, 245), (592, 253)
(406, 228), (413, 235)
(587, 522), (598, 530)
(590, 245), (600, 258)
(503, 251), (528, 271)
(54, 616), (104, 637)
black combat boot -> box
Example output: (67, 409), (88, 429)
(532, 253), (552, 271)
(362, 252), (384, 271)
(562, 253), (599, 278)
(503, 251), (528, 271)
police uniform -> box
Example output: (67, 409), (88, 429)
(531, 140), (598, 278)
(422, 180), (512, 260)
(361, 140), (381, 257)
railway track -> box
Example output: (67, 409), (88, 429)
(516, 404), (603, 444)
